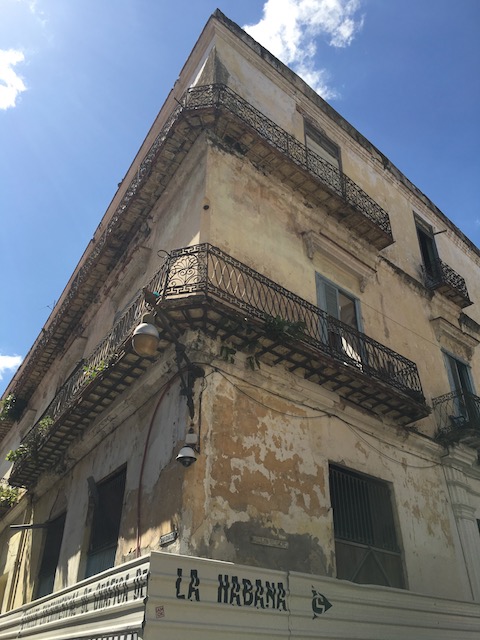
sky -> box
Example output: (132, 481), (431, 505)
(0, 0), (479, 395)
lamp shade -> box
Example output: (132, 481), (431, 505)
(176, 446), (197, 467)
(132, 322), (160, 357)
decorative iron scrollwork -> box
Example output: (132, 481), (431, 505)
(10, 84), (394, 404)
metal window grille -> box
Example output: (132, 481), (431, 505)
(329, 465), (399, 552)
(329, 464), (404, 588)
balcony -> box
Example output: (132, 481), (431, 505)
(423, 259), (472, 308)
(9, 244), (427, 488)
(7, 84), (393, 418)
(433, 390), (480, 450)
(182, 84), (393, 249)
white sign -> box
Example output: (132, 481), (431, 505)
(20, 561), (149, 632)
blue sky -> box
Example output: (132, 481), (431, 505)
(1, 0), (479, 395)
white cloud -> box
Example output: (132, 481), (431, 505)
(0, 355), (23, 382)
(23, 0), (48, 28)
(244, 0), (364, 98)
(0, 49), (27, 110)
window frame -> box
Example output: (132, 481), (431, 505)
(85, 466), (126, 579)
(414, 215), (440, 281)
(35, 512), (66, 599)
(316, 274), (363, 331)
(443, 351), (475, 396)
(304, 121), (342, 171)
(443, 350), (477, 424)
(315, 273), (365, 368)
(329, 464), (405, 589)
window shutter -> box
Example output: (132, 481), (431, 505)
(36, 513), (66, 598)
(86, 467), (126, 578)
(323, 282), (339, 319)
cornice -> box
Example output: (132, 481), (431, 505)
(302, 229), (377, 292)
(430, 316), (479, 360)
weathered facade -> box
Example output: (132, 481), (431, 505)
(1, 10), (480, 639)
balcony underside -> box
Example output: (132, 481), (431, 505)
(437, 424), (480, 450)
(431, 280), (472, 309)
(159, 296), (426, 420)
(10, 295), (428, 488)
(11, 240), (426, 488)
(177, 111), (393, 251)
(433, 391), (480, 451)
(8, 352), (155, 488)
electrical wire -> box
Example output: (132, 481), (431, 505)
(206, 362), (442, 470)
(136, 369), (185, 557)
(215, 368), (329, 419)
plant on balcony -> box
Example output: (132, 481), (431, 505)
(246, 354), (261, 371)
(6, 445), (29, 463)
(0, 394), (26, 423)
(83, 360), (108, 382)
(5, 415), (54, 464)
(0, 483), (19, 510)
(37, 415), (54, 435)
(264, 315), (306, 340)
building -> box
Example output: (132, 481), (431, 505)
(1, 9), (480, 639)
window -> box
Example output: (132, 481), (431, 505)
(85, 467), (126, 578)
(316, 275), (363, 366)
(445, 353), (473, 395)
(317, 276), (360, 329)
(36, 513), (66, 598)
(444, 353), (478, 426)
(305, 122), (341, 170)
(415, 217), (440, 284)
(329, 465), (404, 588)
(304, 122), (343, 195)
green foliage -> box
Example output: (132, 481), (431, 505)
(5, 415), (55, 464)
(83, 360), (108, 381)
(0, 483), (19, 508)
(264, 315), (306, 340)
(38, 416), (54, 434)
(6, 445), (29, 463)
(0, 394), (26, 423)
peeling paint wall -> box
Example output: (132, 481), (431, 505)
(173, 360), (467, 599)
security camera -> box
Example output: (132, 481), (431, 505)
(176, 446), (197, 467)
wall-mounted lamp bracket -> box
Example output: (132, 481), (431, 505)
(136, 290), (205, 418)
(10, 523), (49, 530)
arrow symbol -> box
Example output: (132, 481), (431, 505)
(311, 587), (332, 618)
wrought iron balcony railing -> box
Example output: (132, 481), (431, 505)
(160, 244), (423, 396)
(182, 84), (393, 246)
(9, 244), (427, 487)
(433, 390), (480, 449)
(8, 83), (393, 416)
(423, 259), (472, 308)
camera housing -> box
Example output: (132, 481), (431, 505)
(176, 446), (197, 467)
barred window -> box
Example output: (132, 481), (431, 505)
(329, 464), (405, 588)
